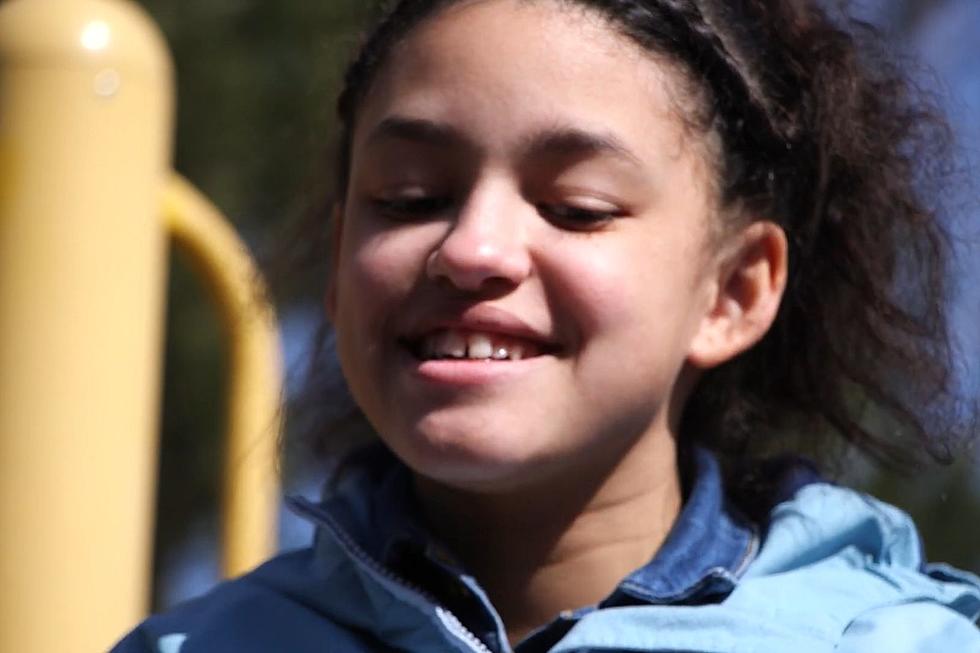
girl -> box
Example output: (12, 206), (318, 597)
(115, 0), (980, 651)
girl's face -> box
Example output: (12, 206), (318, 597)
(330, 0), (732, 491)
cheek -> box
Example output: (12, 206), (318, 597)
(334, 220), (433, 320)
(546, 230), (711, 395)
(332, 226), (425, 409)
(548, 238), (686, 334)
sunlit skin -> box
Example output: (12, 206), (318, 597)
(328, 0), (787, 643)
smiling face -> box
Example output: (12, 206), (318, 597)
(329, 0), (763, 492)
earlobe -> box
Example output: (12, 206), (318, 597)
(325, 203), (345, 321)
(688, 221), (788, 369)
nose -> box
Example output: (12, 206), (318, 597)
(426, 188), (532, 293)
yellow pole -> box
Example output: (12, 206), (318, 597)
(0, 0), (173, 651)
(163, 174), (282, 580)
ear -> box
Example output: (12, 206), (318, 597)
(687, 221), (788, 369)
(324, 202), (345, 322)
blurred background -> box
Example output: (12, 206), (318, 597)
(135, 0), (980, 609)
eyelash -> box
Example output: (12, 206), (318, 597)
(372, 196), (452, 218)
(371, 195), (621, 229)
(536, 203), (619, 227)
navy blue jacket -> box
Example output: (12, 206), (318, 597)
(112, 447), (980, 652)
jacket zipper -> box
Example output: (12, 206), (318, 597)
(435, 606), (495, 653)
(289, 498), (496, 653)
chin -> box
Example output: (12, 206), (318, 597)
(386, 420), (551, 492)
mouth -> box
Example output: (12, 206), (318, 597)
(402, 328), (557, 362)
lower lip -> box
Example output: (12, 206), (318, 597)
(400, 348), (549, 387)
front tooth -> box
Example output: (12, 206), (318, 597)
(508, 344), (524, 361)
(467, 334), (494, 359)
(492, 346), (509, 360)
(439, 330), (467, 358)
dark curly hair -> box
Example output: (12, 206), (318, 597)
(296, 0), (975, 482)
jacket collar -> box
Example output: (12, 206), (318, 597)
(608, 447), (758, 606)
(291, 444), (765, 610)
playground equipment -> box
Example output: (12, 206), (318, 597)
(0, 0), (283, 650)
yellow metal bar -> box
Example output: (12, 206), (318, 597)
(162, 174), (282, 579)
(0, 0), (173, 651)
(0, 0), (283, 650)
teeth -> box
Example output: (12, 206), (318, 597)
(417, 329), (539, 361)
(439, 330), (467, 359)
(467, 334), (494, 359)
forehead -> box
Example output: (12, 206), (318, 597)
(354, 0), (700, 168)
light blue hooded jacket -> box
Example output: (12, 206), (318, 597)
(111, 447), (980, 652)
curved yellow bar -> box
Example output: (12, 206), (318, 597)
(162, 174), (283, 580)
(0, 0), (172, 651)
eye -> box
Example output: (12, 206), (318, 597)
(371, 193), (452, 220)
(537, 201), (622, 229)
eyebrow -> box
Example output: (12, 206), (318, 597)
(365, 116), (643, 168)
(521, 126), (644, 169)
(365, 116), (469, 150)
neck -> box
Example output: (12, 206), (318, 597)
(414, 430), (682, 645)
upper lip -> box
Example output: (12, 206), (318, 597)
(400, 303), (558, 348)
